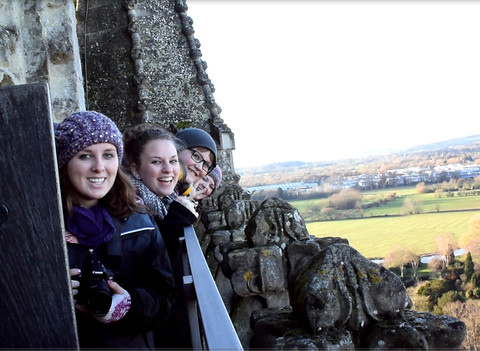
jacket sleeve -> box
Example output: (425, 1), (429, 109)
(157, 200), (197, 260)
(114, 216), (176, 333)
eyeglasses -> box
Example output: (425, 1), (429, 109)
(190, 149), (214, 173)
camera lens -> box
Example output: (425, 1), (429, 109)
(86, 280), (112, 315)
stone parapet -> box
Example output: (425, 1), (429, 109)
(196, 185), (467, 349)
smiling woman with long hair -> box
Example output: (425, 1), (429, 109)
(55, 111), (175, 349)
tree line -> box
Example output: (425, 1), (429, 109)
(240, 142), (480, 190)
(384, 230), (480, 350)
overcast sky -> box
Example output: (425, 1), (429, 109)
(187, 1), (480, 169)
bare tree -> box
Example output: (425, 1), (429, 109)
(401, 197), (415, 215)
(384, 246), (418, 278)
(414, 200), (424, 214)
(320, 207), (335, 220)
(405, 249), (421, 279)
(328, 188), (362, 210)
(460, 214), (480, 256)
(444, 300), (480, 350)
(435, 232), (458, 269)
(416, 182), (426, 194)
(428, 257), (444, 278)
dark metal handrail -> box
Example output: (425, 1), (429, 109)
(182, 226), (243, 350)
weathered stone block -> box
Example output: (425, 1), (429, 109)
(293, 243), (408, 333)
(211, 230), (231, 246)
(229, 245), (286, 297)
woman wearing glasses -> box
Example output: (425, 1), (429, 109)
(122, 125), (217, 348)
(176, 127), (217, 185)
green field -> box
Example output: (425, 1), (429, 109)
(290, 187), (480, 217)
(290, 186), (480, 259)
(307, 211), (479, 258)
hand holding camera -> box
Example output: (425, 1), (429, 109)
(94, 281), (131, 324)
(70, 249), (131, 323)
(74, 249), (114, 316)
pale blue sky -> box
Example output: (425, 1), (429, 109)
(187, 1), (480, 169)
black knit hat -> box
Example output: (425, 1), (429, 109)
(176, 128), (217, 167)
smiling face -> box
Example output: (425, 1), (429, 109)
(131, 139), (180, 197)
(66, 143), (119, 208)
(193, 175), (215, 201)
(178, 148), (214, 184)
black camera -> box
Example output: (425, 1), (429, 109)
(76, 248), (114, 316)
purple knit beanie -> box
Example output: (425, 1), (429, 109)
(55, 111), (123, 168)
(209, 165), (222, 188)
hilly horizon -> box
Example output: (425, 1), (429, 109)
(237, 134), (480, 172)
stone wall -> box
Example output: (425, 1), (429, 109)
(0, 0), (85, 120)
(0, 0), (235, 177)
(75, 0), (235, 177)
(197, 185), (467, 349)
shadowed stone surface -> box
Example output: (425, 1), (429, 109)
(246, 198), (310, 248)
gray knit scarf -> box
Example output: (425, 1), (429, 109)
(129, 175), (175, 220)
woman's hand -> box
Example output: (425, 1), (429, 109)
(94, 281), (131, 324)
(175, 196), (199, 218)
(74, 279), (131, 323)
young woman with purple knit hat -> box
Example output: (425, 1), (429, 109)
(55, 111), (175, 349)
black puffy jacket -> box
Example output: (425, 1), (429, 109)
(153, 200), (197, 348)
(68, 211), (175, 349)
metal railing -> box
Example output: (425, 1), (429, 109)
(181, 226), (243, 350)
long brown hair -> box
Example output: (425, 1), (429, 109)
(59, 166), (144, 219)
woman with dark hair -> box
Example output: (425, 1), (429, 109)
(55, 111), (175, 349)
(122, 123), (197, 217)
(122, 124), (218, 348)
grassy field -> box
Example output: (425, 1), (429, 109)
(307, 211), (479, 258)
(363, 189), (480, 216)
(290, 187), (480, 216)
(290, 186), (480, 259)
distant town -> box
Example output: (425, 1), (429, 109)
(324, 163), (480, 191)
(245, 163), (480, 194)
(241, 134), (480, 196)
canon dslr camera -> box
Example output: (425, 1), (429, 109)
(76, 248), (114, 316)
